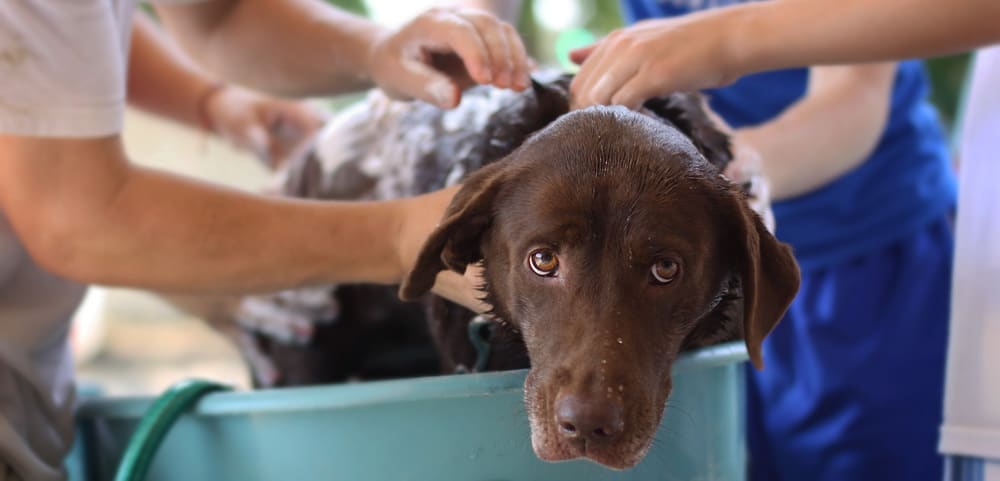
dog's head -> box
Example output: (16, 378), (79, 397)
(400, 97), (799, 469)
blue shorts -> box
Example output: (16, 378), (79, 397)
(746, 216), (954, 481)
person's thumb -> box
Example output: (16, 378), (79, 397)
(569, 44), (597, 65)
(392, 59), (461, 109)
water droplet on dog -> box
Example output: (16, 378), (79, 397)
(617, 337), (623, 344)
(618, 384), (624, 392)
(601, 359), (607, 364)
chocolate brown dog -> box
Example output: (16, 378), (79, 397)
(398, 90), (799, 468)
(167, 75), (799, 470)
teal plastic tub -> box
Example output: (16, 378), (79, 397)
(73, 343), (747, 481)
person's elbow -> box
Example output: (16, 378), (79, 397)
(16, 204), (107, 284)
(0, 136), (130, 284)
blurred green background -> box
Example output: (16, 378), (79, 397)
(333, 0), (971, 133)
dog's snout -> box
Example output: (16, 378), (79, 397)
(554, 393), (625, 442)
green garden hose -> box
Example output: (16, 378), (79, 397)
(468, 316), (494, 372)
(113, 379), (231, 481)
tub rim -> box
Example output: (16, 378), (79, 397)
(76, 342), (747, 419)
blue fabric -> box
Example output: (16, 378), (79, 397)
(623, 0), (958, 271)
(620, 1), (957, 480)
(746, 217), (952, 481)
(944, 457), (986, 481)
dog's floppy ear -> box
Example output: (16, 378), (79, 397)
(478, 78), (570, 162)
(399, 161), (510, 301)
(643, 93), (732, 172)
(719, 187), (800, 370)
(530, 77), (571, 115)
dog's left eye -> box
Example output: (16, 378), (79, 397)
(651, 259), (679, 284)
(528, 249), (559, 277)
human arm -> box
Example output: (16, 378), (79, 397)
(153, 0), (530, 107)
(128, 14), (324, 166)
(570, 0), (1000, 108)
(729, 63), (896, 200)
(0, 136), (477, 301)
(0, 0), (485, 310)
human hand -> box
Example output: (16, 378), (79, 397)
(393, 186), (491, 312)
(368, 6), (531, 109)
(569, 10), (744, 110)
(203, 85), (327, 168)
(688, 103), (776, 232)
(725, 135), (775, 232)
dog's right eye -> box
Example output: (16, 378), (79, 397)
(528, 249), (559, 277)
(651, 259), (680, 284)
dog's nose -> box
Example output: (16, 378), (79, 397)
(554, 393), (625, 442)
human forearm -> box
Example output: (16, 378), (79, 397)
(155, 0), (529, 108)
(732, 0), (1000, 76)
(70, 168), (403, 292)
(155, 0), (381, 97)
(571, 0), (999, 107)
(129, 13), (327, 165)
(0, 136), (412, 294)
(733, 63), (895, 200)
(127, 14), (218, 128)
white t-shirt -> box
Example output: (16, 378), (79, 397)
(1, 2), (134, 480)
(0, 1), (135, 137)
(939, 46), (1000, 462)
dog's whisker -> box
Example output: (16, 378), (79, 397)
(664, 400), (698, 428)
